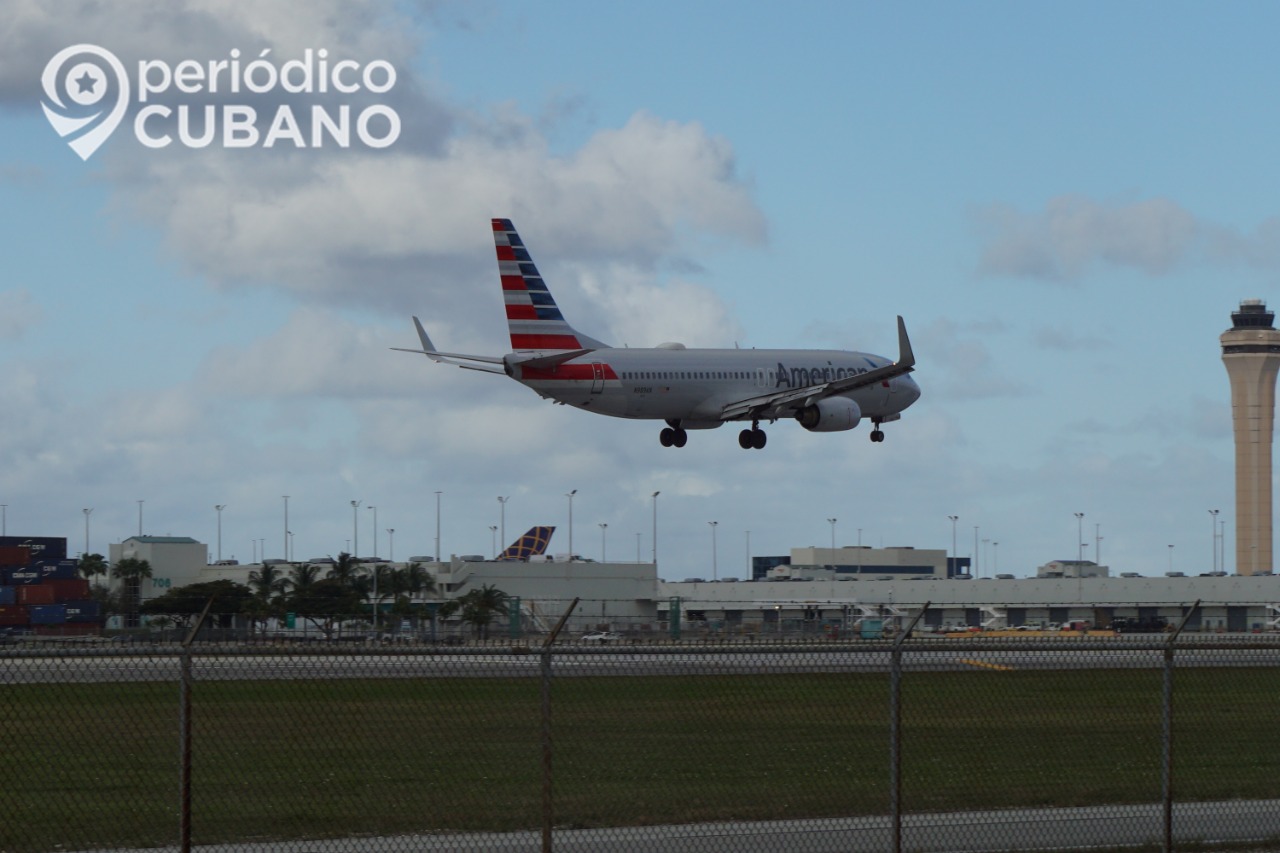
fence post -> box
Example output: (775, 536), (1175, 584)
(541, 598), (579, 853)
(1162, 599), (1198, 853)
(889, 602), (929, 853)
(179, 596), (216, 853)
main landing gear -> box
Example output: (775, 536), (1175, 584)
(738, 423), (767, 450)
(870, 418), (885, 443)
(659, 424), (687, 447)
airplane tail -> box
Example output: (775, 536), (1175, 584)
(492, 218), (609, 352)
(495, 525), (556, 562)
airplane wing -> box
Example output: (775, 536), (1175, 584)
(392, 317), (597, 375)
(720, 316), (916, 421)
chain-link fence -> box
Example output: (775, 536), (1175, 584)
(3, 607), (1280, 853)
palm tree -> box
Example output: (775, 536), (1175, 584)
(459, 584), (509, 640)
(287, 562), (321, 593)
(326, 551), (360, 586)
(110, 557), (153, 628)
(247, 563), (289, 638)
(78, 553), (109, 586)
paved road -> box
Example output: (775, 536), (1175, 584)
(5, 642), (1280, 683)
(69, 800), (1280, 852)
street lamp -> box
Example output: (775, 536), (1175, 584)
(1074, 512), (1084, 564)
(1169, 544), (1174, 574)
(283, 496), (289, 562)
(566, 490), (577, 559)
(368, 505), (378, 559)
(388, 528), (395, 563)
(706, 517), (716, 578)
(497, 496), (509, 549)
(1209, 509), (1220, 574)
(651, 491), (660, 565)
(599, 522), (608, 562)
(137, 500), (144, 537)
(214, 505), (225, 563)
(489, 525), (498, 558)
(350, 500), (361, 558)
(947, 515), (958, 575)
(827, 517), (837, 552)
(434, 491), (442, 562)
(993, 541), (999, 575)
(82, 508), (92, 555)
(287, 530), (294, 562)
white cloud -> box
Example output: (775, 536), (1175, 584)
(0, 290), (41, 339)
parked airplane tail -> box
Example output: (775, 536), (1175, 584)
(495, 525), (556, 562)
(492, 218), (609, 352)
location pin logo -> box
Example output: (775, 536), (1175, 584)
(41, 44), (130, 161)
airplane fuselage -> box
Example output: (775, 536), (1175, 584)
(510, 347), (920, 426)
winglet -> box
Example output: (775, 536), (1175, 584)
(412, 316), (437, 354)
(896, 315), (915, 371)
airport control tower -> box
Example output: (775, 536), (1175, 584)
(1221, 300), (1280, 575)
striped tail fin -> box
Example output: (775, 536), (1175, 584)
(496, 526), (556, 562)
(492, 218), (608, 352)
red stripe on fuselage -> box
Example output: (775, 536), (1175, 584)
(522, 364), (618, 381)
(511, 333), (584, 350)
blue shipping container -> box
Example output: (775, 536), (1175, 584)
(0, 587), (14, 605)
(5, 569), (41, 585)
(28, 604), (66, 625)
(0, 537), (67, 561)
(37, 563), (79, 580)
(63, 600), (102, 622)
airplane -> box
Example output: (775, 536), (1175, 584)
(394, 218), (920, 449)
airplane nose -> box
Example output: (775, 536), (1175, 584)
(902, 376), (921, 405)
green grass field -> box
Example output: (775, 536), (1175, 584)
(3, 665), (1278, 850)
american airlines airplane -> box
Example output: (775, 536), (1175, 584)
(395, 219), (921, 449)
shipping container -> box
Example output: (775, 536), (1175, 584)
(0, 537), (67, 561)
(5, 569), (41, 585)
(36, 561), (80, 580)
(63, 600), (103, 622)
(46, 578), (90, 602)
(18, 585), (56, 605)
(28, 605), (66, 625)
(0, 586), (14, 605)
(0, 605), (29, 625)
(35, 621), (98, 637)
(0, 546), (29, 566)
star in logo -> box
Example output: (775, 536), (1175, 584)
(74, 69), (98, 94)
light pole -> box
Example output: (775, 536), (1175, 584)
(1209, 509), (1220, 573)
(214, 505), (225, 562)
(434, 490), (442, 562)
(351, 500), (361, 558)
(388, 528), (395, 563)
(283, 496), (289, 562)
(368, 506), (378, 559)
(947, 515), (958, 575)
(489, 525), (498, 558)
(1, 504), (6, 536)
(1096, 523), (1102, 567)
(827, 518), (837, 552)
(746, 530), (751, 578)
(599, 522), (608, 562)
(497, 496), (509, 550)
(993, 541), (999, 574)
(1169, 544), (1175, 574)
(566, 490), (577, 559)
(636, 532), (641, 563)
(708, 521), (719, 581)
(287, 531), (294, 562)
(651, 491), (661, 565)
(82, 508), (92, 555)
(973, 526), (979, 578)
(137, 499), (144, 536)
(1074, 512), (1085, 564)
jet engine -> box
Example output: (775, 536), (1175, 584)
(796, 397), (861, 432)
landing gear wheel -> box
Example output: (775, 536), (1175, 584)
(739, 429), (754, 449)
(660, 427), (675, 447)
(870, 429), (884, 443)
(751, 428), (767, 449)
(673, 428), (688, 448)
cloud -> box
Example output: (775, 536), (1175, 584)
(974, 195), (1200, 281)
(0, 290), (41, 339)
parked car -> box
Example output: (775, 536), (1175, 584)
(581, 631), (623, 643)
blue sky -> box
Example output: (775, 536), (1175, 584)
(2, 1), (1278, 578)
